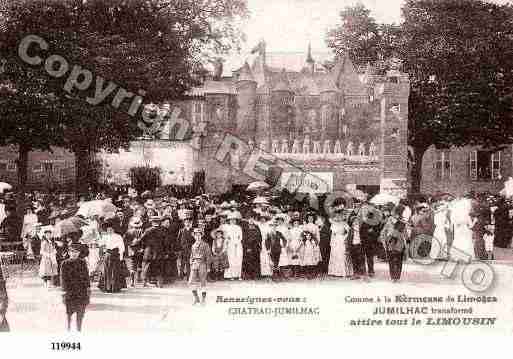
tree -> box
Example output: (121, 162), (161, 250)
(326, 3), (401, 67)
(401, 0), (513, 192)
(326, 1), (513, 193)
(0, 0), (248, 195)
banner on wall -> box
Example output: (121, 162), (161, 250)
(280, 172), (333, 193)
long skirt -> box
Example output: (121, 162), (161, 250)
(260, 249), (272, 277)
(328, 240), (353, 277)
(224, 244), (243, 279)
(98, 250), (126, 293)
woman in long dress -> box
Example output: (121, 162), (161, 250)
(98, 221), (126, 292)
(429, 202), (451, 260)
(81, 216), (101, 277)
(287, 215), (303, 278)
(257, 214), (272, 278)
(21, 207), (38, 259)
(224, 214), (243, 280)
(328, 210), (353, 277)
(449, 198), (476, 261)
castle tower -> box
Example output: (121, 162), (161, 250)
(235, 61), (257, 142)
(319, 76), (340, 141)
(271, 70), (294, 142)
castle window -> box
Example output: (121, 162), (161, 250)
(470, 150), (501, 180)
(7, 159), (16, 172)
(192, 101), (204, 124)
(0, 162), (7, 172)
(43, 161), (54, 173)
(434, 150), (450, 181)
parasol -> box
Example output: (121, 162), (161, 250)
(77, 200), (118, 218)
(0, 182), (12, 193)
(53, 216), (88, 237)
(369, 193), (400, 206)
(247, 181), (270, 192)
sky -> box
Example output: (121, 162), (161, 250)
(222, 0), (512, 73)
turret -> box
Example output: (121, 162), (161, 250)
(235, 62), (257, 141)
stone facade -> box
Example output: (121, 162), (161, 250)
(421, 145), (513, 196)
(0, 145), (75, 189)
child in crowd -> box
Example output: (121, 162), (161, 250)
(189, 228), (212, 305)
(483, 224), (495, 260)
(39, 227), (57, 288)
(60, 244), (91, 331)
(210, 228), (228, 281)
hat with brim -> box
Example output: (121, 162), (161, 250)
(144, 199), (156, 209)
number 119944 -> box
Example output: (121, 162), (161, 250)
(51, 342), (81, 351)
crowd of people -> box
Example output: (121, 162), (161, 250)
(0, 187), (512, 331)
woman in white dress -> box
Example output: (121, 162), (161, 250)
(328, 210), (353, 277)
(429, 202), (451, 260)
(449, 198), (476, 261)
(81, 216), (101, 276)
(256, 214), (272, 278)
(224, 213), (243, 280)
(21, 207), (39, 259)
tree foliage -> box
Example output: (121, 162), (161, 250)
(0, 0), (248, 192)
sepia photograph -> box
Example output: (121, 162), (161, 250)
(1, 0), (513, 348)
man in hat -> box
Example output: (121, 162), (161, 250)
(60, 243), (90, 331)
(189, 228), (212, 305)
(139, 216), (167, 287)
(241, 214), (262, 280)
(358, 203), (384, 278)
(177, 214), (195, 279)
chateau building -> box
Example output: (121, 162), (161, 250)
(1, 41), (411, 197)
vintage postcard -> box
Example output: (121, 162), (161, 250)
(1, 0), (513, 349)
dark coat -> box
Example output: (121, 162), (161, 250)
(177, 227), (195, 255)
(60, 258), (90, 301)
(266, 230), (285, 266)
(242, 222), (262, 274)
(139, 226), (167, 261)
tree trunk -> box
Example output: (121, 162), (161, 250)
(74, 147), (91, 196)
(410, 146), (427, 194)
(16, 143), (30, 216)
